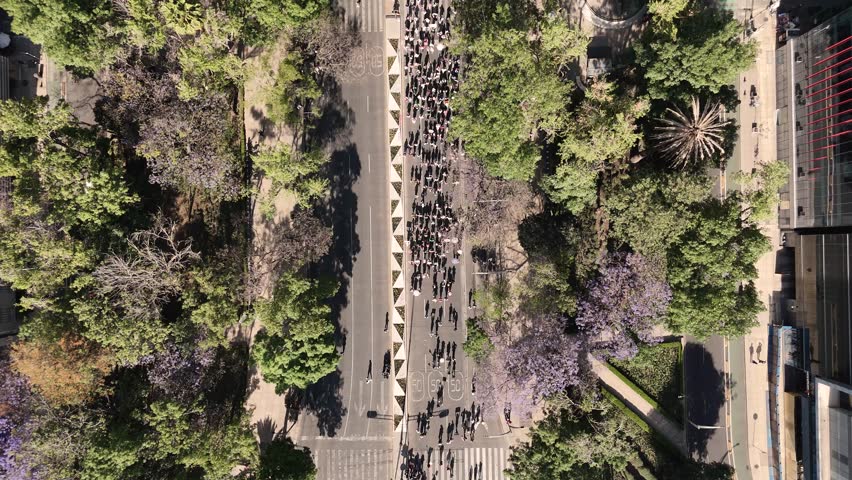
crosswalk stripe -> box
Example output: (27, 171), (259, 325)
(389, 447), (513, 480)
(340, 0), (383, 33)
(318, 454), (331, 477)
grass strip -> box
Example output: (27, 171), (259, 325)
(602, 388), (685, 460)
(604, 362), (664, 413)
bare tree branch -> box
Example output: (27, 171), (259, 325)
(93, 215), (199, 320)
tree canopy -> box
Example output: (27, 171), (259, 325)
(252, 272), (340, 392)
(507, 400), (635, 479)
(637, 7), (757, 98)
(450, 15), (579, 180)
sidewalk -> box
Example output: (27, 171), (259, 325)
(590, 356), (688, 456)
(241, 39), (301, 446)
(727, 1), (779, 477)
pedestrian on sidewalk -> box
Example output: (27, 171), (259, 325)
(366, 360), (372, 383)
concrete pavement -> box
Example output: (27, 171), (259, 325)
(590, 356), (688, 455)
(726, 1), (781, 479)
(396, 1), (513, 478)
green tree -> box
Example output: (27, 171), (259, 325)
(124, 0), (169, 52)
(252, 326), (339, 393)
(666, 199), (770, 337)
(0, 98), (135, 228)
(637, 8), (757, 98)
(257, 437), (317, 480)
(185, 264), (243, 348)
(648, 0), (690, 37)
(253, 144), (329, 207)
(144, 400), (200, 460)
(159, 0), (204, 35)
(606, 169), (712, 257)
(182, 418), (260, 478)
(242, 0), (324, 44)
(175, 10), (245, 99)
(73, 292), (173, 365)
(256, 271), (337, 332)
(558, 82), (648, 165)
(81, 425), (145, 480)
(252, 272), (340, 392)
(507, 401), (635, 479)
(539, 17), (590, 70)
(450, 18), (571, 180)
(265, 51), (322, 127)
(4, 0), (120, 72)
(0, 98), (133, 310)
(541, 162), (599, 216)
(734, 160), (788, 222)
(544, 82), (648, 214)
(462, 318), (494, 362)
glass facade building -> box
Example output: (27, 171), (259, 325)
(777, 7), (852, 229)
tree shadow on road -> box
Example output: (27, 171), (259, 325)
(683, 341), (728, 461)
(302, 368), (347, 437)
(299, 121), (361, 436)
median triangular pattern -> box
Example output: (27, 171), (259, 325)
(388, 111), (399, 131)
(388, 90), (400, 111)
(389, 162), (402, 183)
(394, 343), (406, 361)
(391, 200), (404, 219)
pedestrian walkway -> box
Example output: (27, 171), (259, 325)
(314, 447), (395, 480)
(408, 447), (510, 480)
(589, 356), (688, 456)
(341, 0), (385, 32)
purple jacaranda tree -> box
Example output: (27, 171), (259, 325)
(0, 356), (37, 480)
(474, 351), (538, 420)
(477, 316), (586, 421)
(576, 253), (671, 361)
(504, 316), (584, 400)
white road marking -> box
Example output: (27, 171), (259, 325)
(342, 209), (357, 438)
(367, 206), (375, 437)
(366, 95), (370, 112)
(368, 153), (371, 173)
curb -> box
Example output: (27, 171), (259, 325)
(384, 14), (407, 433)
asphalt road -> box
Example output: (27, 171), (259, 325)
(683, 336), (731, 465)
(398, 1), (513, 476)
(729, 335), (754, 480)
(295, 4), (396, 477)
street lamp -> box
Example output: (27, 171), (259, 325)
(679, 394), (725, 430)
(688, 419), (724, 430)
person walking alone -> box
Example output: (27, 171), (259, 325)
(366, 360), (373, 383)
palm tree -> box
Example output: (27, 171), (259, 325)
(652, 97), (729, 169)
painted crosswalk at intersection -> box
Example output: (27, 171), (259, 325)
(314, 448), (394, 480)
(412, 447), (510, 480)
(340, 0), (385, 32)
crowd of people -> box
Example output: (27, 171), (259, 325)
(399, 0), (491, 479)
